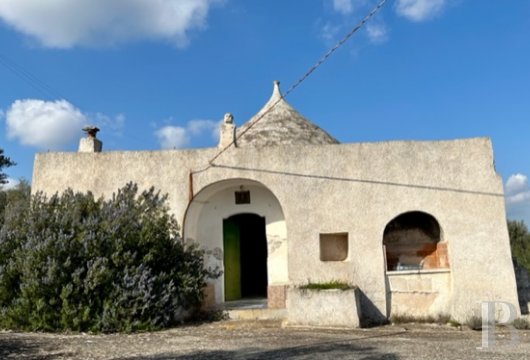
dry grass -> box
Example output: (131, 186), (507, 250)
(390, 313), (453, 326)
(513, 318), (530, 330)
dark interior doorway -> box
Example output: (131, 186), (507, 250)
(223, 213), (268, 301)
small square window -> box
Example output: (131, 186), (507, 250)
(235, 190), (250, 204)
(320, 233), (348, 261)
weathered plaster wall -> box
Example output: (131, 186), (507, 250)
(32, 137), (519, 322)
(33, 148), (215, 225)
(387, 269), (452, 317)
(286, 288), (361, 328)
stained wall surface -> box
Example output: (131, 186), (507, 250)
(32, 137), (520, 321)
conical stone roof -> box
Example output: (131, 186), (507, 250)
(236, 81), (339, 147)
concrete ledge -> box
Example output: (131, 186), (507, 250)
(227, 308), (287, 321)
(386, 269), (451, 276)
(286, 287), (361, 328)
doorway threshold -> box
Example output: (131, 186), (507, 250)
(222, 298), (267, 310)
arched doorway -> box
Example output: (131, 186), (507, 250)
(224, 213), (268, 301)
(383, 211), (451, 318)
(183, 179), (287, 305)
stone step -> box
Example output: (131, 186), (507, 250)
(227, 308), (287, 321)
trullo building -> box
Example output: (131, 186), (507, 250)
(32, 81), (520, 326)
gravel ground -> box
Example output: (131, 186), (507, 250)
(1, 320), (529, 360)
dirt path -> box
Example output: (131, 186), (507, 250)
(1, 321), (529, 359)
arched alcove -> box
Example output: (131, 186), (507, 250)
(383, 211), (448, 271)
(183, 179), (287, 305)
(383, 211), (451, 318)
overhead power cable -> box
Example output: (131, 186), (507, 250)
(199, 0), (387, 171)
(0, 52), (62, 100)
(0, 52), (150, 148)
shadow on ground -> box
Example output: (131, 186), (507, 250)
(0, 335), (75, 360)
(114, 341), (399, 360)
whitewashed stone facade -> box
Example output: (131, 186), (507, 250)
(32, 82), (520, 324)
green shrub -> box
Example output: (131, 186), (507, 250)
(508, 220), (530, 274)
(0, 183), (219, 332)
(0, 179), (31, 231)
(465, 315), (484, 331)
(513, 318), (530, 330)
(299, 280), (356, 291)
(0, 148), (15, 186)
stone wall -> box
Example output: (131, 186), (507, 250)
(32, 137), (520, 322)
(286, 287), (361, 328)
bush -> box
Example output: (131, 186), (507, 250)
(0, 183), (219, 332)
(513, 318), (530, 330)
(390, 313), (452, 325)
(0, 179), (31, 230)
(465, 315), (484, 331)
(508, 220), (530, 274)
(0, 148), (15, 186)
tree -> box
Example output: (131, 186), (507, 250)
(508, 219), (530, 273)
(0, 149), (15, 185)
(0, 179), (31, 230)
(0, 183), (219, 332)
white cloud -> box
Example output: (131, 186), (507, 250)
(155, 119), (221, 149)
(325, 0), (450, 48)
(0, 0), (220, 48)
(187, 119), (220, 139)
(326, 0), (387, 44)
(155, 126), (189, 149)
(5, 99), (120, 149)
(332, 0), (354, 15)
(366, 22), (387, 43)
(395, 0), (446, 22)
(506, 174), (530, 205)
(93, 112), (126, 136)
(1, 178), (19, 191)
(331, 0), (370, 16)
(320, 22), (341, 43)
(6, 99), (85, 149)
(505, 173), (530, 226)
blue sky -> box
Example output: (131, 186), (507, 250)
(0, 0), (529, 224)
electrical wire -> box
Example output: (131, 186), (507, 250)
(0, 1), (386, 159)
(0, 52), (150, 148)
(0, 52), (62, 100)
(198, 0), (387, 172)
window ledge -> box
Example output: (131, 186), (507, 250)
(386, 268), (450, 276)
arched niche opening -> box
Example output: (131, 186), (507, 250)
(183, 179), (287, 305)
(383, 211), (449, 271)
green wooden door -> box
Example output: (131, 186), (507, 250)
(223, 218), (241, 301)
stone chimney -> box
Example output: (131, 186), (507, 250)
(78, 126), (102, 153)
(218, 113), (236, 148)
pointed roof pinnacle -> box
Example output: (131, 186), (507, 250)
(235, 81), (339, 147)
(262, 80), (285, 113)
(271, 80), (282, 100)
